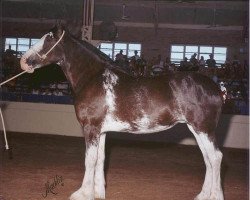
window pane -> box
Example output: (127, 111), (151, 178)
(128, 43), (141, 57)
(171, 52), (183, 60)
(17, 45), (29, 52)
(100, 43), (112, 49)
(214, 54), (226, 62)
(31, 39), (39, 46)
(5, 38), (17, 51)
(128, 44), (141, 50)
(185, 53), (194, 60)
(5, 44), (17, 51)
(172, 45), (184, 52)
(186, 46), (198, 52)
(18, 38), (30, 45)
(214, 47), (227, 54)
(114, 43), (126, 50)
(200, 46), (212, 53)
(128, 51), (134, 57)
(5, 38), (16, 45)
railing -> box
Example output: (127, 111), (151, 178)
(1, 92), (73, 105)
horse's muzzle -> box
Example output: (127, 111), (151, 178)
(20, 56), (35, 73)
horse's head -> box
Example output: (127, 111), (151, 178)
(20, 24), (65, 73)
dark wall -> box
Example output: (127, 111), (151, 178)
(2, 0), (249, 63)
(92, 1), (248, 63)
(93, 25), (247, 62)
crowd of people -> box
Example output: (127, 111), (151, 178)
(114, 50), (248, 81)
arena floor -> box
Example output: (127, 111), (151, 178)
(0, 132), (248, 200)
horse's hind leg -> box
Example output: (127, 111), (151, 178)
(94, 134), (106, 199)
(187, 125), (224, 200)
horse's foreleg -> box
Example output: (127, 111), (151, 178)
(188, 125), (224, 200)
(70, 127), (100, 200)
(94, 134), (106, 199)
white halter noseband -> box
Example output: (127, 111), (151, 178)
(32, 30), (65, 60)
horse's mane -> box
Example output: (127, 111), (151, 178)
(68, 32), (133, 76)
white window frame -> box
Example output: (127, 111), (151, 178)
(170, 44), (227, 67)
(4, 37), (39, 57)
(99, 42), (142, 60)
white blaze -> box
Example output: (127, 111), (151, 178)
(20, 32), (52, 73)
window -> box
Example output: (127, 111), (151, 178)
(170, 45), (227, 66)
(99, 42), (141, 60)
(4, 37), (39, 57)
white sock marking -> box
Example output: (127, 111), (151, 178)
(187, 125), (223, 200)
(94, 134), (106, 199)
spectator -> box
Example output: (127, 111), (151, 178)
(53, 89), (63, 96)
(190, 53), (198, 66)
(115, 50), (128, 70)
(130, 50), (140, 61)
(180, 57), (189, 70)
(206, 54), (216, 68)
(137, 54), (147, 76)
(115, 50), (126, 62)
(189, 53), (199, 71)
(32, 88), (39, 95)
(42, 88), (52, 95)
(151, 54), (164, 75)
(129, 51), (140, 75)
(157, 54), (164, 67)
(224, 58), (231, 79)
(199, 56), (206, 68)
(164, 57), (171, 71)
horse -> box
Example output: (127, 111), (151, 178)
(20, 24), (224, 200)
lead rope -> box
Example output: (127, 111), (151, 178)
(0, 70), (29, 150)
(0, 106), (8, 149)
(0, 68), (39, 150)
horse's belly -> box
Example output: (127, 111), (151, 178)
(100, 113), (175, 134)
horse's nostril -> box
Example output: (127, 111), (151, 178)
(25, 58), (31, 66)
(26, 58), (36, 66)
(32, 60), (37, 66)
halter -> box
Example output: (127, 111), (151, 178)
(31, 30), (65, 60)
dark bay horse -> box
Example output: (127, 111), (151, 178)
(20, 24), (224, 200)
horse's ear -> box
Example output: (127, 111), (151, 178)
(52, 21), (65, 39)
(66, 19), (82, 39)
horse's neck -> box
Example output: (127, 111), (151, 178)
(60, 36), (104, 93)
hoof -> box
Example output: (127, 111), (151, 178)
(95, 192), (105, 199)
(209, 193), (224, 200)
(94, 185), (105, 199)
(70, 189), (94, 200)
(194, 192), (210, 200)
(194, 192), (224, 200)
